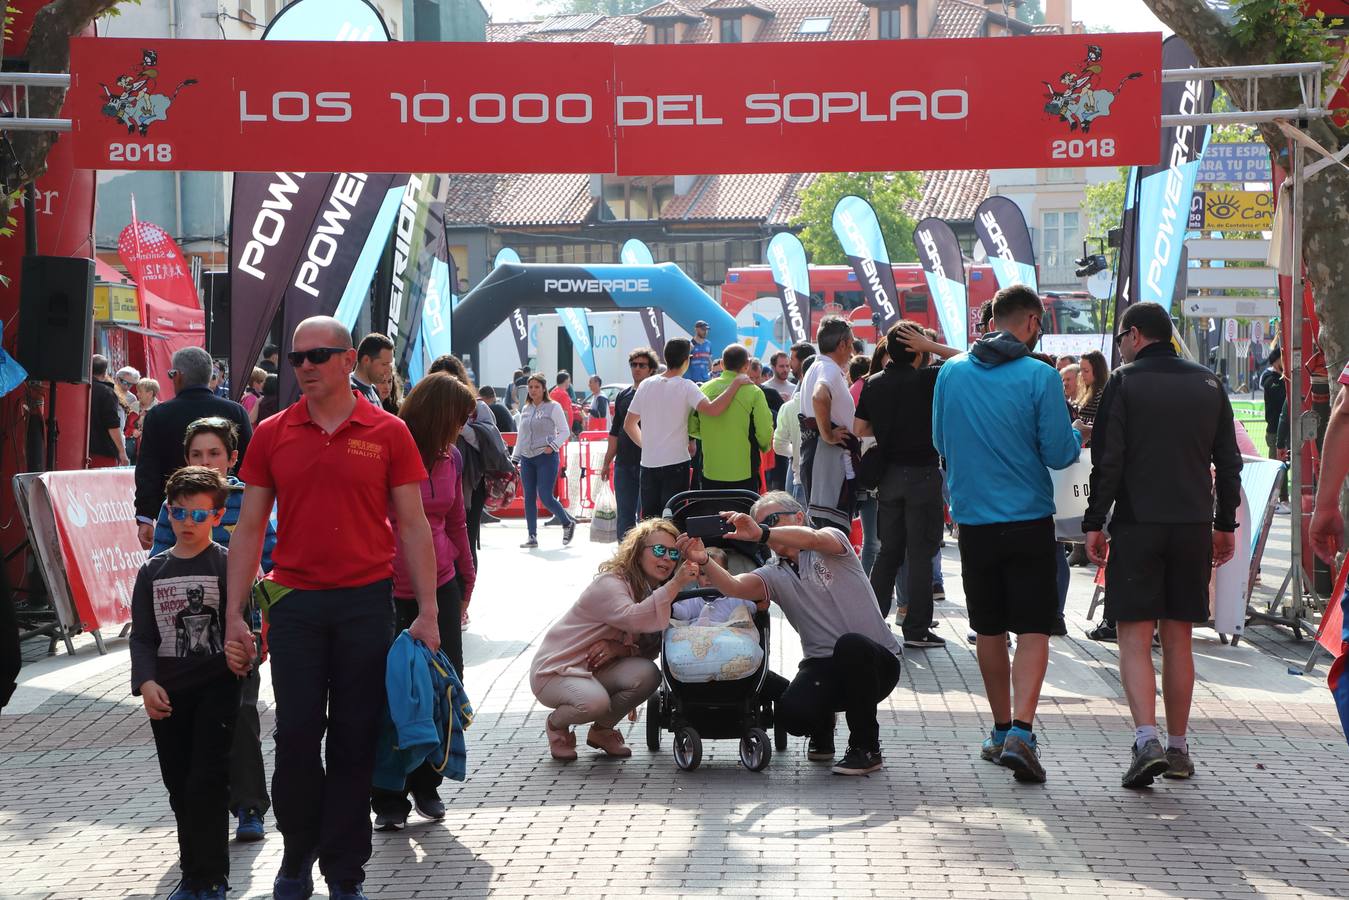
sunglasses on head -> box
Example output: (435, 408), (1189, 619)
(168, 506), (221, 524)
(287, 347), (348, 367)
(758, 511), (789, 528)
(647, 544), (682, 561)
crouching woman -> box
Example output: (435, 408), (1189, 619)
(530, 519), (698, 761)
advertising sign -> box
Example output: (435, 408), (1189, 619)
(832, 196), (901, 331)
(1197, 190), (1274, 232)
(68, 34), (1162, 174)
(1195, 142), (1273, 183)
(117, 219), (199, 311)
(40, 470), (144, 636)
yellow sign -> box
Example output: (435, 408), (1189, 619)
(93, 284), (141, 324)
(1201, 190), (1274, 233)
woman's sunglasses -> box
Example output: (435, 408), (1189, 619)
(168, 506), (221, 524)
(647, 544), (682, 561)
(287, 347), (347, 367)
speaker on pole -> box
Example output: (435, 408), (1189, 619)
(15, 256), (94, 384)
(202, 271), (230, 358)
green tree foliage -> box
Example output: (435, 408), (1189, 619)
(1082, 167), (1129, 244)
(1016, 0), (1046, 25)
(790, 172), (922, 266)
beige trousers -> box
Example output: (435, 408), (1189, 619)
(534, 657), (661, 729)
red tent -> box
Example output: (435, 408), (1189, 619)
(94, 258), (205, 400)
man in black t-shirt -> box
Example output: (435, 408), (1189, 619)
(854, 322), (957, 649)
(601, 347), (658, 540)
(89, 355), (128, 468)
(478, 386), (516, 433)
(1259, 348), (1289, 505)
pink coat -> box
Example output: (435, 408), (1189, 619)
(390, 448), (476, 604)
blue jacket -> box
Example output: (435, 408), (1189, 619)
(152, 476), (277, 573)
(374, 631), (473, 790)
(932, 332), (1081, 526)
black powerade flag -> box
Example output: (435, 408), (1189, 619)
(493, 248), (529, 367)
(277, 171), (410, 405)
(973, 196), (1039, 291)
(397, 201), (452, 377)
(831, 195), (900, 331)
(229, 171), (336, 401)
(1112, 35), (1213, 363)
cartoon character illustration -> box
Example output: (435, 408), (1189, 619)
(98, 48), (196, 136)
(174, 584), (222, 658)
(1043, 44), (1141, 133)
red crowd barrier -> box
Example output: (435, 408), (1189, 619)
(496, 431), (613, 520)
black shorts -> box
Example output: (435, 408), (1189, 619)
(957, 517), (1058, 636)
(1104, 522), (1213, 623)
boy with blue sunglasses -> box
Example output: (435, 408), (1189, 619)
(130, 466), (251, 900)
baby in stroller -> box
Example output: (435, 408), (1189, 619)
(671, 548), (764, 624)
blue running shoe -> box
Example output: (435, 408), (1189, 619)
(168, 881), (198, 900)
(235, 808), (265, 843)
(999, 730), (1046, 783)
(329, 883), (369, 900)
(272, 859), (314, 900)
(198, 882), (228, 900)
(980, 730), (1005, 763)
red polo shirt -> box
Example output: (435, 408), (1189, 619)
(550, 385), (576, 428)
(239, 392), (426, 591)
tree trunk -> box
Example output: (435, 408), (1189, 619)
(1142, 0), (1349, 376)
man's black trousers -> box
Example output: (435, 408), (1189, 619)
(774, 633), (901, 752)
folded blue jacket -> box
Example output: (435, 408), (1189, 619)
(373, 631), (473, 790)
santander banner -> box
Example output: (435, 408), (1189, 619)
(45, 469), (144, 636)
(68, 34), (1162, 174)
(117, 219), (198, 310)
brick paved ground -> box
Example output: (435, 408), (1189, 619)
(3, 514), (1346, 899)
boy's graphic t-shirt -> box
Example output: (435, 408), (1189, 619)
(129, 542), (235, 695)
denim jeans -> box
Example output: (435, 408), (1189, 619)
(640, 461), (691, 520)
(267, 581), (394, 885)
(870, 464), (945, 636)
(520, 452), (573, 538)
(856, 491), (880, 574)
(613, 460), (641, 541)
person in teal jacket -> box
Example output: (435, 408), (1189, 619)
(932, 285), (1082, 786)
(150, 416), (277, 843)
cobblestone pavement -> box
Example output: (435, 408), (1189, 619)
(3, 514), (1346, 900)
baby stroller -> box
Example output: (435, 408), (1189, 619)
(645, 489), (788, 772)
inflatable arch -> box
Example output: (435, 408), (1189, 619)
(451, 263), (738, 360)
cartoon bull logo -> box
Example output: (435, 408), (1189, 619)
(1043, 44), (1142, 133)
(98, 49), (197, 136)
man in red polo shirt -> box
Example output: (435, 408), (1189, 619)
(223, 316), (438, 900)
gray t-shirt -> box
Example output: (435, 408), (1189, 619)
(750, 528), (903, 661)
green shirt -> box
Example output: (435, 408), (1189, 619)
(690, 371), (773, 482)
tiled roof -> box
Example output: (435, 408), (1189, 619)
(443, 174), (594, 227)
(902, 169), (990, 221)
(700, 0), (774, 14)
(485, 20), (538, 42)
(662, 173), (801, 221)
(1032, 23), (1064, 34)
(928, 0), (987, 39)
(755, 0), (869, 41)
(637, 0), (703, 20)
(487, 14), (646, 43)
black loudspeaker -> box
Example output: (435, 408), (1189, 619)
(16, 256), (94, 384)
(202, 271), (230, 358)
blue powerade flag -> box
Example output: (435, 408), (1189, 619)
(974, 196), (1038, 291)
(831, 195), (900, 332)
(557, 307), (599, 379)
(620, 238), (664, 349)
(912, 217), (969, 352)
(495, 248), (530, 368)
(1114, 36), (1213, 336)
(766, 232), (811, 347)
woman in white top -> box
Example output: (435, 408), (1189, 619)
(513, 373), (577, 548)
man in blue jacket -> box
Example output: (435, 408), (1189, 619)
(933, 284), (1081, 784)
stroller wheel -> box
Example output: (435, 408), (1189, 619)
(774, 722), (788, 753)
(673, 726), (702, 771)
(740, 727), (772, 772)
(645, 694), (662, 752)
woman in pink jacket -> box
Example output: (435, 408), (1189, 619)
(373, 372), (478, 830)
(530, 518), (700, 761)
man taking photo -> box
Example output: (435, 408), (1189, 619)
(677, 491), (902, 775)
(1084, 301), (1241, 788)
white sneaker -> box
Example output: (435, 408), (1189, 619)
(1274, 503), (1291, 515)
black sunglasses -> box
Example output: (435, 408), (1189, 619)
(287, 347), (348, 367)
(758, 511), (789, 528)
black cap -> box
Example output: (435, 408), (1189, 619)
(695, 320), (709, 328)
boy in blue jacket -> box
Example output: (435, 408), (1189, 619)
(152, 416), (277, 842)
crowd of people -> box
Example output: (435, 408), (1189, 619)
(103, 275), (1277, 898)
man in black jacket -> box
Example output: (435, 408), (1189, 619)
(1083, 302), (1242, 789)
(134, 346), (252, 549)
